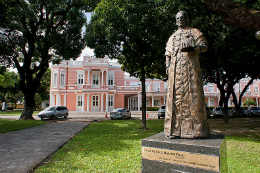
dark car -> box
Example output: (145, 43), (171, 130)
(158, 105), (165, 119)
(211, 106), (224, 117)
(206, 107), (212, 117)
(38, 106), (69, 120)
(110, 108), (131, 120)
(232, 107), (246, 117)
(245, 106), (260, 116)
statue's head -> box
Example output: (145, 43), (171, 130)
(176, 11), (189, 28)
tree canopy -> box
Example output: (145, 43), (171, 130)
(204, 0), (260, 30)
(0, 0), (99, 119)
(85, 0), (177, 128)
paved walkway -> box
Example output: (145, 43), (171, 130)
(0, 121), (90, 173)
(0, 111), (158, 173)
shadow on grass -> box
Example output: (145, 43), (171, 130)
(35, 119), (164, 172)
(208, 117), (260, 143)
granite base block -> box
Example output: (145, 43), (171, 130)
(141, 132), (227, 173)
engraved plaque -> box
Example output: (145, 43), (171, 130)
(141, 132), (227, 173)
(142, 147), (219, 172)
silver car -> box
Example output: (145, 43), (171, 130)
(245, 106), (260, 116)
(38, 106), (69, 120)
(110, 108), (131, 120)
(158, 105), (165, 119)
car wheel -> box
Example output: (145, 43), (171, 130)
(64, 113), (68, 119)
(40, 117), (43, 120)
(158, 116), (160, 119)
(50, 115), (55, 120)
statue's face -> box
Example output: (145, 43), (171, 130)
(176, 12), (188, 27)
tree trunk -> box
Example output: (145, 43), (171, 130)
(140, 68), (147, 130)
(223, 98), (229, 123)
(239, 78), (255, 106)
(19, 92), (35, 120)
(231, 90), (239, 117)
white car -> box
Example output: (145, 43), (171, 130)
(38, 106), (69, 120)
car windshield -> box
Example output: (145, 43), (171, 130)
(161, 106), (165, 109)
(251, 107), (260, 110)
(112, 109), (123, 112)
(44, 107), (56, 111)
(215, 107), (223, 110)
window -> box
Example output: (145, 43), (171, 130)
(164, 83), (168, 92)
(53, 73), (58, 85)
(229, 99), (233, 106)
(78, 95), (82, 106)
(153, 83), (160, 92)
(154, 99), (161, 106)
(108, 96), (113, 106)
(108, 74), (114, 85)
(78, 74), (83, 84)
(254, 85), (259, 93)
(209, 98), (214, 106)
(93, 96), (98, 106)
(93, 74), (99, 85)
(207, 84), (214, 92)
(145, 83), (150, 92)
(60, 73), (65, 86)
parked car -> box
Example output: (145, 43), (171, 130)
(211, 106), (224, 117)
(245, 106), (260, 116)
(232, 107), (246, 117)
(38, 106), (69, 120)
(158, 105), (165, 119)
(110, 108), (131, 120)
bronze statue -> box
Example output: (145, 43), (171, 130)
(164, 11), (210, 138)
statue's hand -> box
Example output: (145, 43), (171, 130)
(181, 46), (195, 52)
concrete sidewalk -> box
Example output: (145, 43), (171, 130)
(0, 111), (158, 121)
(0, 121), (90, 173)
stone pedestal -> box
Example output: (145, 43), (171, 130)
(141, 132), (227, 173)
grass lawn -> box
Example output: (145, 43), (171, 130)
(0, 109), (40, 116)
(0, 119), (47, 133)
(34, 118), (260, 173)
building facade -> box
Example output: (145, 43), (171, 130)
(50, 56), (260, 112)
(50, 56), (167, 112)
(204, 78), (260, 107)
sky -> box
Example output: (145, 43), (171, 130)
(77, 12), (95, 61)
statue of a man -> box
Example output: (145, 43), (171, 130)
(164, 11), (210, 138)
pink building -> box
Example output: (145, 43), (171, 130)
(50, 55), (260, 111)
(50, 56), (166, 112)
(204, 78), (260, 107)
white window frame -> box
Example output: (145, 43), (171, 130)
(154, 99), (161, 107)
(209, 98), (214, 106)
(60, 73), (66, 86)
(254, 85), (259, 93)
(153, 83), (160, 92)
(108, 74), (114, 86)
(78, 95), (83, 106)
(53, 73), (58, 86)
(207, 84), (214, 92)
(145, 82), (150, 92)
(92, 73), (100, 85)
